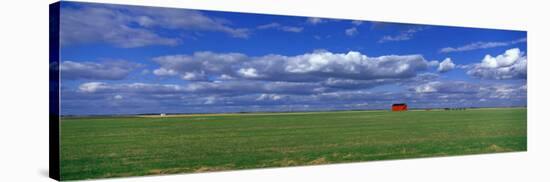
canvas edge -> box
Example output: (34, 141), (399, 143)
(49, 1), (61, 181)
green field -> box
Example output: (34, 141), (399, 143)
(60, 108), (527, 180)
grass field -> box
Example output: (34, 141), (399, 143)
(60, 108), (527, 180)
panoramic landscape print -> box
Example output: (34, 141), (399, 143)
(55, 1), (527, 180)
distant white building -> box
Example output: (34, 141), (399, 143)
(160, 113), (166, 117)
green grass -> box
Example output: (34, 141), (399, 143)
(60, 108), (527, 180)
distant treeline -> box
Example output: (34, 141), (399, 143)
(59, 106), (527, 118)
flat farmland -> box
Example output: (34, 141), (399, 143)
(60, 108), (527, 180)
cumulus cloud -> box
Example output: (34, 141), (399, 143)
(440, 38), (526, 53)
(427, 60), (440, 67)
(238, 68), (260, 78)
(152, 50), (432, 82)
(414, 81), (480, 94)
(60, 60), (139, 80)
(152, 51), (247, 81)
(257, 22), (303, 33)
(246, 51), (430, 82)
(256, 94), (284, 101)
(345, 27), (358, 36)
(467, 48), (527, 79)
(113, 95), (124, 100)
(378, 26), (426, 43)
(414, 82), (438, 93)
(60, 3), (249, 48)
(78, 82), (109, 93)
(437, 58), (455, 73)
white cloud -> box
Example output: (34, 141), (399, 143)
(440, 38), (526, 53)
(414, 82), (439, 93)
(427, 60), (440, 67)
(270, 51), (429, 80)
(479, 83), (527, 100)
(153, 68), (178, 76)
(280, 26), (304, 33)
(345, 27), (358, 36)
(467, 48), (527, 79)
(152, 50), (432, 82)
(75, 81), (324, 96)
(152, 51), (247, 80)
(60, 5), (180, 48)
(378, 26), (426, 43)
(307, 17), (325, 24)
(257, 22), (303, 33)
(78, 82), (185, 94)
(78, 82), (108, 93)
(238, 68), (260, 78)
(238, 51), (431, 82)
(128, 7), (249, 38)
(256, 94), (284, 101)
(60, 4), (249, 48)
(66, 79), (526, 115)
(114, 95), (123, 100)
(60, 60), (139, 80)
(203, 96), (217, 104)
(257, 23), (280, 29)
(415, 81), (485, 94)
(409, 81), (523, 106)
(219, 74), (235, 80)
(181, 71), (206, 81)
(437, 58), (455, 73)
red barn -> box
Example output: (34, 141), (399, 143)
(392, 103), (408, 111)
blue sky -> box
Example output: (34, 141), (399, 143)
(58, 2), (527, 115)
